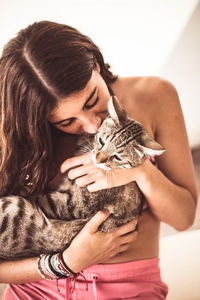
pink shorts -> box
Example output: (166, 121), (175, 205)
(2, 257), (168, 300)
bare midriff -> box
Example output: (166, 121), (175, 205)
(102, 209), (160, 264)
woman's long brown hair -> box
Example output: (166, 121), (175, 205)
(0, 20), (117, 197)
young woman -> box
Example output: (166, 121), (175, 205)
(0, 20), (197, 299)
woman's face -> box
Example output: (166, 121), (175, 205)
(48, 69), (110, 135)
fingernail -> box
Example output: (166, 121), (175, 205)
(60, 164), (67, 173)
(101, 209), (110, 215)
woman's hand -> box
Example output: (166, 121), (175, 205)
(61, 153), (139, 192)
(63, 210), (138, 273)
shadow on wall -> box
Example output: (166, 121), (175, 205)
(192, 145), (200, 191)
(189, 145), (200, 229)
(159, 0), (200, 147)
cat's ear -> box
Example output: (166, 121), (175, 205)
(136, 133), (165, 156)
(108, 96), (128, 124)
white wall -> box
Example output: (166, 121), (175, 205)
(160, 229), (200, 300)
(0, 0), (199, 146)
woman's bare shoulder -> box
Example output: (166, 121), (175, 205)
(112, 76), (180, 128)
(112, 76), (178, 105)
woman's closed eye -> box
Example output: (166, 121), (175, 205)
(61, 118), (75, 127)
(84, 96), (99, 110)
(61, 97), (99, 128)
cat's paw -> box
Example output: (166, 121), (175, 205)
(99, 216), (137, 232)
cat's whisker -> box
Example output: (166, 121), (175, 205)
(78, 143), (93, 154)
(85, 136), (94, 148)
(78, 135), (94, 154)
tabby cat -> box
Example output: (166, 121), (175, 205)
(0, 97), (165, 260)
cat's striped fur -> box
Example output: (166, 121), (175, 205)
(0, 97), (165, 260)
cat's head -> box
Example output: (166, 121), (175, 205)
(92, 96), (165, 170)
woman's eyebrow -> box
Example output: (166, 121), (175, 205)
(52, 86), (97, 125)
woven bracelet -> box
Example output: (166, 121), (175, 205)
(58, 252), (77, 277)
(48, 254), (67, 279)
(49, 253), (70, 278)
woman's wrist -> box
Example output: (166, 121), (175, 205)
(36, 252), (88, 293)
(129, 158), (149, 183)
(36, 252), (79, 281)
(133, 158), (155, 192)
(62, 247), (82, 274)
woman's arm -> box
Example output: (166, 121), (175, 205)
(0, 211), (138, 283)
(135, 79), (197, 230)
(0, 257), (40, 284)
(136, 158), (196, 231)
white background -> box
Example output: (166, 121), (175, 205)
(0, 0), (200, 146)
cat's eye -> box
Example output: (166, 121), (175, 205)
(113, 154), (122, 161)
(99, 137), (105, 146)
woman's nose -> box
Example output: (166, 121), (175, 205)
(81, 112), (101, 134)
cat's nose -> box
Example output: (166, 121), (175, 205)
(96, 151), (108, 164)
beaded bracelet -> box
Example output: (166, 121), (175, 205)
(37, 252), (88, 293)
(37, 253), (76, 280)
(37, 255), (57, 281)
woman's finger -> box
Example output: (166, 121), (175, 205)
(114, 219), (138, 237)
(84, 210), (110, 234)
(68, 164), (94, 180)
(87, 181), (103, 192)
(60, 153), (91, 173)
(75, 168), (106, 187)
(87, 173), (110, 191)
(75, 175), (94, 187)
(120, 230), (138, 245)
(108, 243), (131, 259)
(117, 244), (130, 254)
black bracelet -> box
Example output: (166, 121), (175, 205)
(59, 252), (77, 277)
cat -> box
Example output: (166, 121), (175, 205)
(0, 96), (165, 260)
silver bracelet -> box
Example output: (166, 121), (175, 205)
(37, 254), (59, 280)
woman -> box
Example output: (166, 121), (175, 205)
(0, 20), (197, 299)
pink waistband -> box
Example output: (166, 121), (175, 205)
(79, 257), (160, 281)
